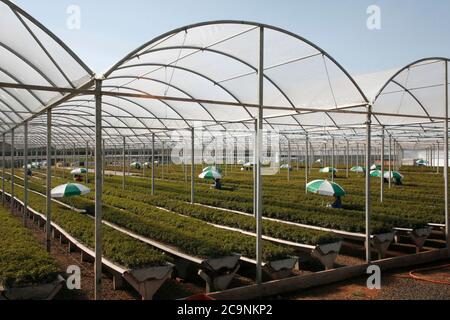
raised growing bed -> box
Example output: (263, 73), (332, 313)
(1, 188), (173, 300)
(0, 204), (63, 300)
(4, 177), (300, 291)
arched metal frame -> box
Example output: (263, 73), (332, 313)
(0, 3), (449, 298)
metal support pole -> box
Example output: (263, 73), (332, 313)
(122, 136), (126, 190)
(85, 142), (89, 183)
(255, 26), (264, 285)
(102, 139), (105, 185)
(389, 135), (392, 189)
(23, 122), (28, 226)
(162, 142), (165, 180)
(444, 60), (449, 251)
(305, 135), (309, 194)
(437, 142), (440, 174)
(331, 137), (335, 182)
(365, 105), (372, 263)
(393, 139), (397, 170)
(94, 78), (103, 300)
(287, 138), (291, 181)
(45, 110), (51, 252)
(380, 128), (385, 203)
(253, 121), (257, 215)
(191, 128), (195, 204)
(2, 134), (5, 207)
(62, 146), (65, 179)
(10, 129), (14, 214)
(346, 139), (349, 178)
(72, 143), (75, 169)
(151, 133), (155, 195)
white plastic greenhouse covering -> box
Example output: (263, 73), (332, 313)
(0, 1), (448, 148)
(0, 0), (93, 135)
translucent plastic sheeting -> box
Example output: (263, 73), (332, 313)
(100, 22), (368, 126)
(0, 0), (93, 133)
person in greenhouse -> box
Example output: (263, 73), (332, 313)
(214, 178), (222, 190)
(394, 176), (402, 186)
(330, 196), (342, 209)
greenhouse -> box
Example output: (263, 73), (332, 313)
(0, 0), (449, 300)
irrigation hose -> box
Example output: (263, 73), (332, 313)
(395, 264), (450, 286)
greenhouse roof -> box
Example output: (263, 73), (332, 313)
(0, 1), (448, 147)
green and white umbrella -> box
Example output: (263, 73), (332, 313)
(350, 166), (365, 173)
(319, 167), (337, 173)
(370, 170), (404, 180)
(315, 159), (322, 163)
(243, 162), (254, 168)
(51, 183), (91, 198)
(306, 180), (346, 197)
(71, 168), (87, 175)
(370, 164), (381, 170)
(416, 159), (428, 166)
(130, 162), (142, 169)
(198, 169), (222, 180)
(203, 166), (222, 173)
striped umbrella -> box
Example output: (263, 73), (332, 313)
(319, 167), (337, 173)
(199, 169), (222, 180)
(51, 183), (91, 198)
(416, 159), (428, 166)
(370, 164), (381, 170)
(71, 168), (87, 175)
(306, 180), (346, 197)
(130, 162), (142, 169)
(350, 166), (365, 173)
(370, 170), (404, 180)
(203, 166), (222, 173)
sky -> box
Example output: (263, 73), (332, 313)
(13, 0), (450, 75)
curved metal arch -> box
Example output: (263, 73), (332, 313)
(32, 116), (106, 142)
(0, 98), (22, 124)
(106, 76), (230, 129)
(101, 86), (215, 136)
(99, 89), (179, 130)
(0, 41), (60, 90)
(112, 64), (287, 132)
(29, 116), (96, 140)
(26, 125), (83, 146)
(0, 83), (35, 122)
(105, 20), (369, 105)
(0, 66), (45, 105)
(55, 101), (166, 143)
(128, 45), (314, 130)
(57, 97), (173, 140)
(0, 87), (33, 113)
(1, 0), (93, 76)
(390, 79), (434, 122)
(373, 57), (450, 106)
(108, 76), (208, 126)
(52, 104), (146, 140)
(50, 106), (127, 137)
(114, 64), (236, 124)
